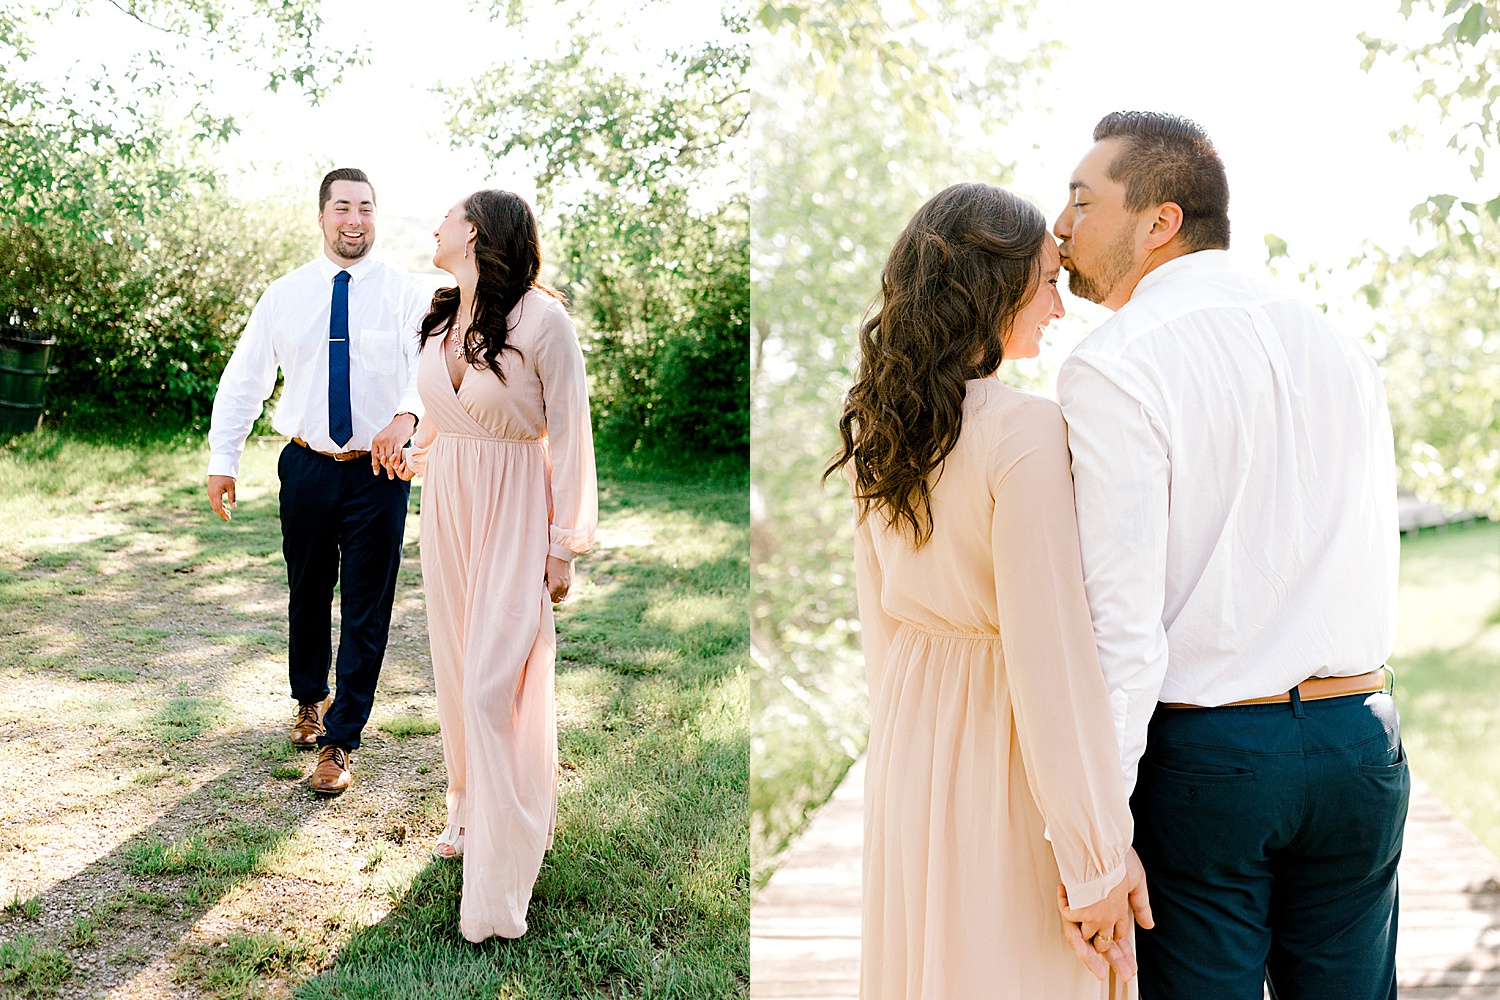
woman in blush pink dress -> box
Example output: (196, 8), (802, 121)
(826, 183), (1151, 998)
(394, 189), (597, 942)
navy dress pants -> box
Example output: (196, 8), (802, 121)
(278, 441), (409, 750)
(1131, 690), (1409, 1000)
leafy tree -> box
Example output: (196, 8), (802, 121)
(0, 0), (359, 428)
(1361, 0), (1500, 234)
(1360, 0), (1500, 514)
(444, 0), (748, 464)
(1361, 219), (1500, 515)
(750, 0), (1053, 877)
(1, 0), (361, 228)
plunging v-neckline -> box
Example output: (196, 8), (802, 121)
(444, 320), (469, 394)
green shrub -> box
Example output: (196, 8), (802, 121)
(559, 190), (748, 465)
(0, 186), (305, 431)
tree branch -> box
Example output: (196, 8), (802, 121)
(101, 0), (211, 43)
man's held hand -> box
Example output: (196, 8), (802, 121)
(207, 475), (237, 521)
(371, 412), (418, 479)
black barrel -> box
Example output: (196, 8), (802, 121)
(0, 326), (57, 435)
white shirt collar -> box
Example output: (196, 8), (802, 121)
(1129, 248), (1232, 299)
(315, 251), (379, 287)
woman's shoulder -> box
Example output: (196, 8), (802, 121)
(965, 378), (1063, 425)
(524, 287), (570, 315)
(513, 288), (573, 334)
(964, 380), (1069, 473)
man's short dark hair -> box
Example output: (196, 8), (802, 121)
(318, 168), (375, 212)
(1093, 111), (1230, 251)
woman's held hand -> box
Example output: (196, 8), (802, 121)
(545, 555), (572, 603)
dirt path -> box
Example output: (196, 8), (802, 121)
(0, 443), (456, 998)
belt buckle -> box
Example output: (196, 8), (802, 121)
(333, 451), (357, 462)
(1380, 664), (1395, 697)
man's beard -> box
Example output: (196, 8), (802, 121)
(1063, 226), (1135, 304)
(327, 235), (371, 261)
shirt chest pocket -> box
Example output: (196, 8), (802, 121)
(358, 329), (401, 375)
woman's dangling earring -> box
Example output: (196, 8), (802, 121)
(463, 243), (469, 259)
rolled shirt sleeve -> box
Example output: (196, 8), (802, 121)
(207, 293), (279, 479)
(395, 280), (429, 424)
(1057, 354), (1173, 797)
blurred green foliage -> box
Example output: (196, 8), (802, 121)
(1362, 216), (1500, 516)
(749, 0), (1054, 880)
(0, 0), (359, 430)
(1360, 0), (1500, 515)
(446, 0), (749, 466)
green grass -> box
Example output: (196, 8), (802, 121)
(70, 665), (139, 683)
(1389, 519), (1500, 855)
(174, 931), (313, 999)
(0, 935), (72, 997)
(0, 431), (748, 999)
(124, 819), (286, 878)
(66, 916), (97, 948)
(3, 893), (40, 920)
(150, 696), (229, 742)
(379, 714), (441, 738)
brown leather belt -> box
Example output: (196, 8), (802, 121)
(1163, 669), (1388, 709)
(292, 437), (369, 462)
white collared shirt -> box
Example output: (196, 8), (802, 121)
(207, 253), (428, 478)
(1057, 250), (1399, 794)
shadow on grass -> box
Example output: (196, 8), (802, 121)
(0, 438), (748, 998)
(0, 472), (328, 997)
(0, 738), (315, 998)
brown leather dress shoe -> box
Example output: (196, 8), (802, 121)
(290, 697), (330, 749)
(309, 744), (352, 797)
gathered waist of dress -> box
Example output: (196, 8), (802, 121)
(431, 431), (543, 446)
(893, 620), (1001, 641)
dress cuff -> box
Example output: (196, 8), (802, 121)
(548, 523), (594, 560)
(207, 454), (241, 479)
(1062, 860), (1127, 910)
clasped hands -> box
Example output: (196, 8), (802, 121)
(1056, 847), (1154, 982)
(371, 413), (417, 480)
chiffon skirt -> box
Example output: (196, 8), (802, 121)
(861, 624), (1132, 1000)
(421, 432), (558, 941)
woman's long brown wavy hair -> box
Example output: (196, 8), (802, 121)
(419, 189), (565, 381)
(825, 183), (1049, 547)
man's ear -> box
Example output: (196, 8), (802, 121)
(1144, 202), (1184, 250)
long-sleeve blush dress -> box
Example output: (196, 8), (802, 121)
(409, 288), (597, 942)
(852, 379), (1135, 999)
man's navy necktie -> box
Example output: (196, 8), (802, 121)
(328, 270), (353, 447)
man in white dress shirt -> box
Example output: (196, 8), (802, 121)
(1054, 112), (1407, 999)
(206, 168), (427, 796)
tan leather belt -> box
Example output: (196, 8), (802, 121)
(1163, 669), (1388, 710)
(292, 437), (369, 462)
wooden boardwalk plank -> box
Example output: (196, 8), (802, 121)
(751, 759), (1500, 998)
